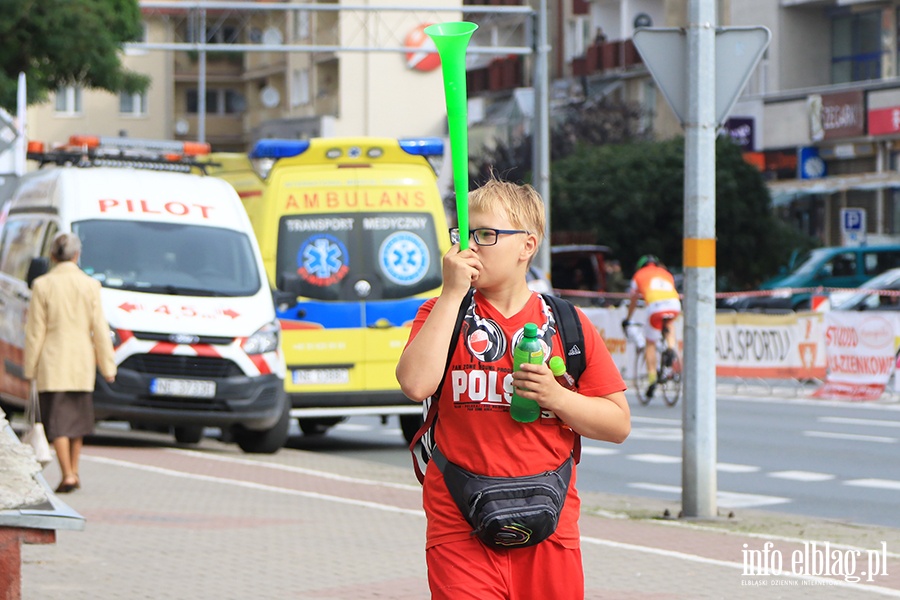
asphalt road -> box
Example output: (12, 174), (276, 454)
(297, 392), (900, 529)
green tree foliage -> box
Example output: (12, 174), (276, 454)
(0, 0), (149, 111)
(549, 136), (817, 290)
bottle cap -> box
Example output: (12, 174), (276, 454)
(549, 355), (566, 376)
(523, 322), (538, 338)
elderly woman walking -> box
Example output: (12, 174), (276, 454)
(24, 233), (117, 493)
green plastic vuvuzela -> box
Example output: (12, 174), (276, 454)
(425, 21), (478, 250)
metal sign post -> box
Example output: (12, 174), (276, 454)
(633, 4), (771, 519)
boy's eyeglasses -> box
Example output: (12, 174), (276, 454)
(449, 227), (529, 247)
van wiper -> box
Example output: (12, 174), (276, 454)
(159, 285), (230, 297)
(110, 282), (231, 297)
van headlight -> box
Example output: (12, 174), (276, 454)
(242, 320), (280, 355)
(109, 327), (122, 348)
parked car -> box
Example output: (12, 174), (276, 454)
(831, 267), (900, 311)
(549, 244), (613, 306)
(550, 244), (611, 291)
(722, 245), (900, 311)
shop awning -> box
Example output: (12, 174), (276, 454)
(768, 172), (900, 206)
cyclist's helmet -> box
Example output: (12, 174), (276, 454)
(636, 254), (659, 270)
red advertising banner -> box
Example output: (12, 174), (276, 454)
(869, 106), (900, 136)
(813, 311), (899, 401)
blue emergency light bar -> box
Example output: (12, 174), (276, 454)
(249, 138), (444, 160)
(250, 139), (311, 159)
(399, 138), (444, 157)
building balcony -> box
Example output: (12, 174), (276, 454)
(174, 52), (244, 79)
(572, 40), (643, 77)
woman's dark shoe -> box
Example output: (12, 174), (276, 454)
(55, 481), (78, 494)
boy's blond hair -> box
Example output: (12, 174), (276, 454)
(468, 177), (546, 248)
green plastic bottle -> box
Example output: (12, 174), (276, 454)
(510, 322), (544, 423)
(549, 356), (577, 391)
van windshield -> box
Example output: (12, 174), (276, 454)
(789, 249), (824, 277)
(73, 219), (262, 297)
(275, 212), (442, 301)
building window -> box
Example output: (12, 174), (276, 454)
(125, 23), (149, 56)
(54, 86), (82, 115)
(184, 22), (240, 44)
(186, 89), (245, 114)
(119, 91), (148, 116)
(295, 10), (310, 40)
(565, 17), (591, 62)
(291, 69), (310, 107)
(831, 10), (883, 84)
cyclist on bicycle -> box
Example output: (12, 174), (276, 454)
(622, 255), (681, 398)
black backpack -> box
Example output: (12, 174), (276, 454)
(409, 290), (587, 484)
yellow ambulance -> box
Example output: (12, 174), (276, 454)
(206, 138), (450, 442)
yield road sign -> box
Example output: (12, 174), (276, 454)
(632, 27), (771, 126)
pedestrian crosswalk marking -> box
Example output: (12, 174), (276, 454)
(580, 446), (619, 456)
(767, 470), (834, 482)
(844, 478), (900, 491)
(628, 482), (791, 508)
(715, 462), (759, 473)
(803, 430), (897, 443)
(819, 416), (900, 429)
(627, 453), (680, 464)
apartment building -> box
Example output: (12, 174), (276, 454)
(26, 0), (464, 150)
(725, 0), (900, 247)
(575, 0), (900, 246)
(24, 0), (897, 247)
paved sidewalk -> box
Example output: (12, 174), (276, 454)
(19, 431), (900, 600)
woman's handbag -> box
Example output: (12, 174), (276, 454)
(23, 382), (52, 467)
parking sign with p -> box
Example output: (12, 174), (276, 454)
(841, 208), (866, 247)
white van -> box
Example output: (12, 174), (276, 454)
(0, 136), (290, 453)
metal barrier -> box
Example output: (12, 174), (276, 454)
(556, 289), (900, 402)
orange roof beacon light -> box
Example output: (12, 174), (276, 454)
(68, 135), (101, 149)
(26, 135), (215, 173)
(181, 141), (211, 156)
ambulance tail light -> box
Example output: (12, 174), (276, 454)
(242, 320), (280, 355)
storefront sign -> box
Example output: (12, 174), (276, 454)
(809, 91), (865, 141)
(868, 105), (900, 136)
(723, 117), (754, 151)
(798, 146), (826, 179)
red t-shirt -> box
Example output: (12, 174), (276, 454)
(406, 291), (626, 549)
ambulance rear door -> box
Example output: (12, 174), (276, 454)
(274, 161), (446, 402)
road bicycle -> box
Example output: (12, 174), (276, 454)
(623, 317), (682, 406)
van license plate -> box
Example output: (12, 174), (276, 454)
(150, 378), (216, 398)
(292, 369), (349, 385)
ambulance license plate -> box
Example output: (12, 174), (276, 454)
(292, 369), (349, 385)
(150, 378), (216, 398)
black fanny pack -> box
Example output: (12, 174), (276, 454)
(432, 446), (572, 549)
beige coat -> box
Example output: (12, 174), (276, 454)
(24, 261), (117, 392)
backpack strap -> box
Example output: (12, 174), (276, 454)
(541, 293), (586, 463)
(409, 288), (474, 484)
(542, 294), (586, 380)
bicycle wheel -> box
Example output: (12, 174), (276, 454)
(660, 350), (682, 407)
(633, 346), (652, 405)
